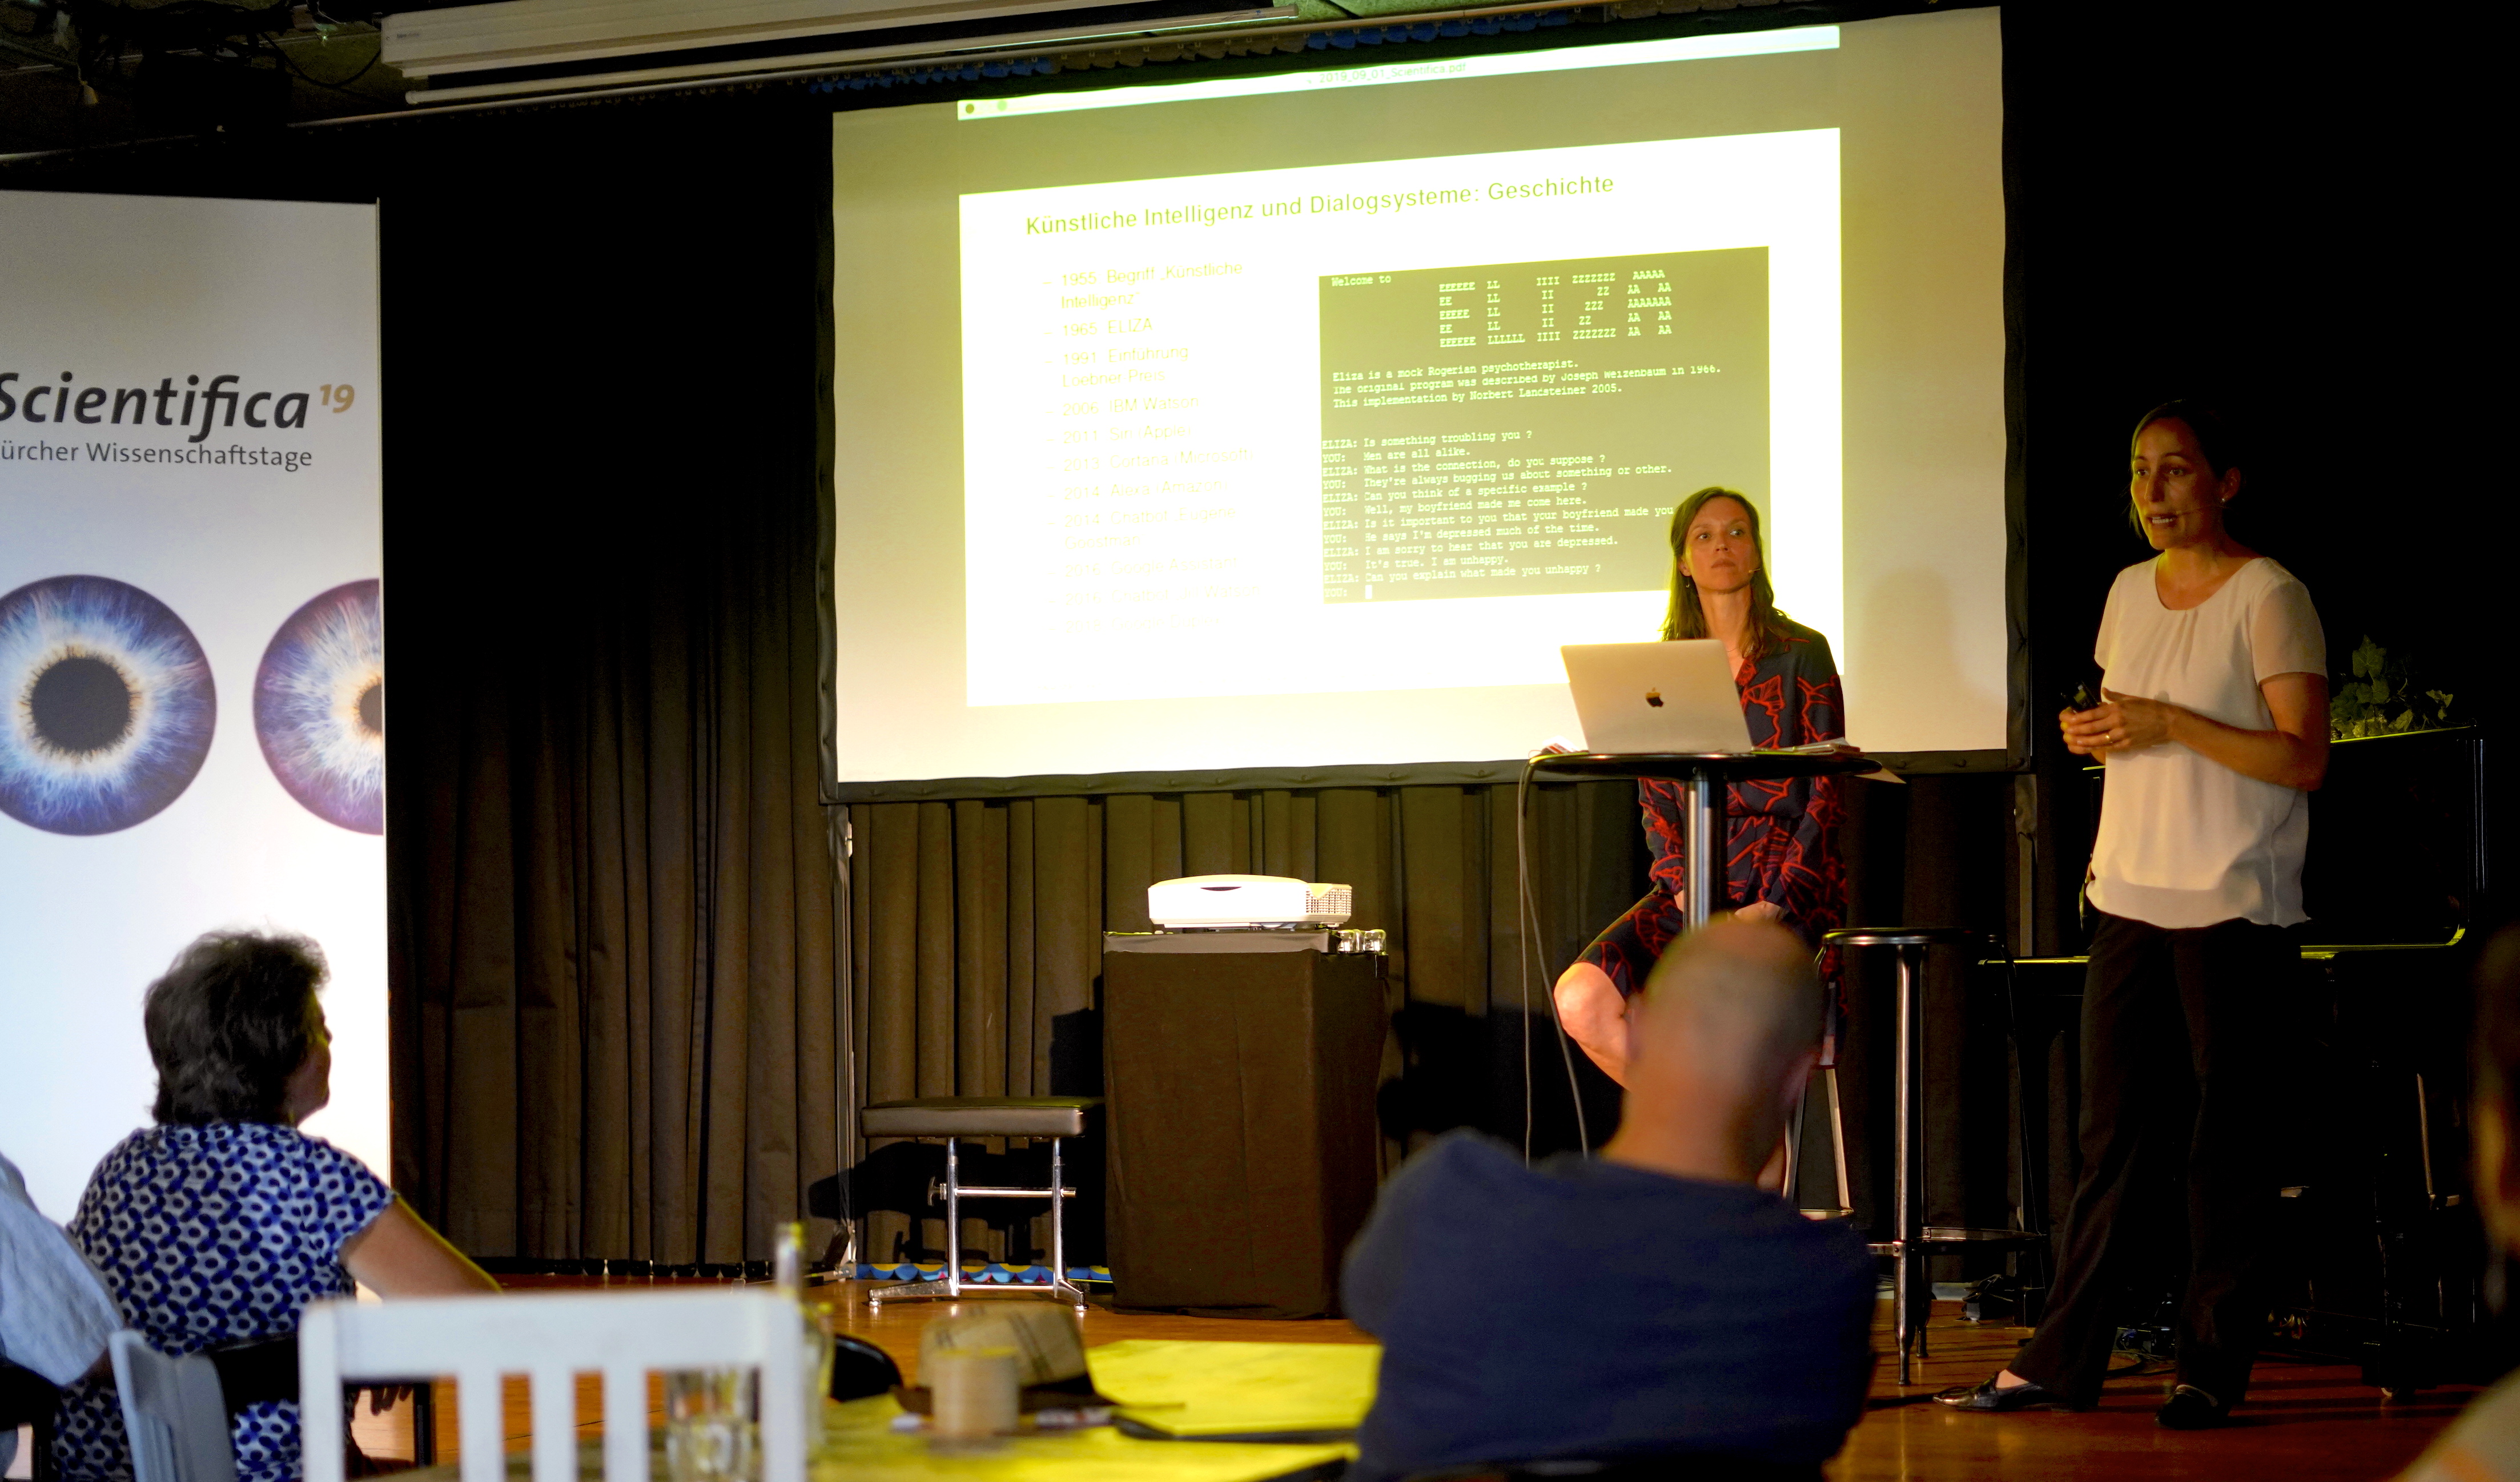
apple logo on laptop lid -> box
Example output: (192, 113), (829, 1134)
(1645, 689), (1664, 708)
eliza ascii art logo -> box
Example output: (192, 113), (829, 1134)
(0, 372), (354, 444)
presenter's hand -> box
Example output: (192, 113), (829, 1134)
(2060, 704), (2111, 756)
(2061, 692), (2169, 756)
(2093, 688), (2179, 752)
(1733, 901), (1784, 924)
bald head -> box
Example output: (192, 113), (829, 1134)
(1604, 918), (1823, 1183)
(1633, 918), (1822, 1082)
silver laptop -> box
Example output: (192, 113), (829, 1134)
(1560, 641), (1753, 754)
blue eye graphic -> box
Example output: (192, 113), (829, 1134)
(0, 575), (216, 836)
(254, 579), (383, 835)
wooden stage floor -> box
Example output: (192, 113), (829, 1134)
(345, 1277), (2471, 1481)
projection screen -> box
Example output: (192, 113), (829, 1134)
(830, 7), (2007, 786)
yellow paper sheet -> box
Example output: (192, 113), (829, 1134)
(817, 1394), (1349, 1481)
(1085, 1340), (1381, 1439)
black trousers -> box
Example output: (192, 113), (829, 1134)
(2011, 909), (2296, 1407)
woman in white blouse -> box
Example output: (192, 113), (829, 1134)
(1937, 401), (2328, 1428)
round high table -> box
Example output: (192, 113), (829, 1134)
(1528, 750), (1881, 929)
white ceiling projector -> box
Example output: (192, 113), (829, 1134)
(1147, 874), (1355, 929)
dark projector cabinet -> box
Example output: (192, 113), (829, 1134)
(1102, 933), (1386, 1318)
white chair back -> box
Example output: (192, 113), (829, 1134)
(107, 1331), (238, 1482)
(296, 1290), (806, 1482)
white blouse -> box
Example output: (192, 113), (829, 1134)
(2085, 556), (2325, 930)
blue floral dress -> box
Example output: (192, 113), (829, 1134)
(51, 1122), (395, 1482)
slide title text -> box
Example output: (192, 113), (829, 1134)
(1024, 176), (1613, 235)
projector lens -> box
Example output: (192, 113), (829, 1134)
(0, 574), (216, 836)
(254, 579), (384, 835)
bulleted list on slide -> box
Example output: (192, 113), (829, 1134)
(995, 253), (1299, 704)
(957, 134), (1834, 707)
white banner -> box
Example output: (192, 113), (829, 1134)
(0, 190), (385, 1221)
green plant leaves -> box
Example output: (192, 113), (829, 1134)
(2329, 637), (2456, 740)
(2351, 637), (2385, 681)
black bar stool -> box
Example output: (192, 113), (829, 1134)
(859, 1096), (1100, 1307)
(1824, 928), (2045, 1384)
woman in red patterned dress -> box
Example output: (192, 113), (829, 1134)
(1553, 486), (1848, 1089)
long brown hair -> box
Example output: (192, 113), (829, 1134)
(1659, 486), (1795, 662)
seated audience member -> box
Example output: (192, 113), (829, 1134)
(3, 1148), (121, 1476)
(52, 932), (499, 1482)
(1341, 919), (1875, 1481)
(2400, 927), (2520, 1481)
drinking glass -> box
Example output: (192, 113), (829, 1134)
(664, 1368), (757, 1482)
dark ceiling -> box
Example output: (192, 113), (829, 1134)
(1, 0), (411, 153)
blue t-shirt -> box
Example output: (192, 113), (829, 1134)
(51, 1122), (396, 1482)
(1342, 1130), (1874, 1480)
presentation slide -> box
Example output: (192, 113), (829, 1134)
(834, 10), (2004, 782)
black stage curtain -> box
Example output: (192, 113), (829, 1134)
(389, 470), (841, 1266)
(374, 109), (845, 1264)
